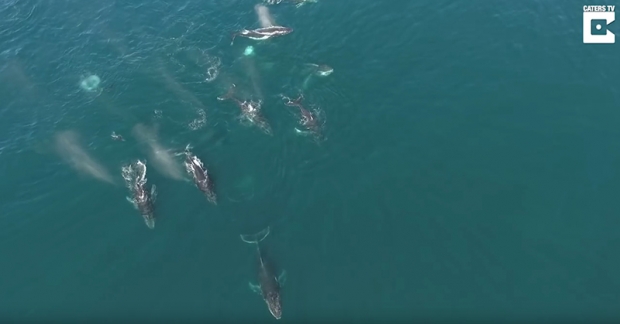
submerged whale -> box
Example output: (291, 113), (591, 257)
(306, 63), (333, 77)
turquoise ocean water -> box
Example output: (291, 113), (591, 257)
(1, 0), (620, 322)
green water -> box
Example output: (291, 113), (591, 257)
(1, 0), (619, 321)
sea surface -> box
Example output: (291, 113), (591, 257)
(1, 0), (619, 322)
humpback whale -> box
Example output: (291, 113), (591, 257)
(240, 227), (286, 319)
(122, 160), (157, 229)
(231, 26), (293, 45)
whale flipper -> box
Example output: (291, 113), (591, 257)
(295, 128), (312, 136)
(277, 270), (287, 286)
(240, 226), (271, 244)
(249, 281), (261, 294)
(296, 0), (317, 7)
(126, 196), (138, 209)
(151, 185), (157, 202)
(301, 74), (313, 90)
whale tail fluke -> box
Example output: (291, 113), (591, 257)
(217, 84), (236, 101)
(231, 32), (239, 45)
(144, 217), (155, 230)
(173, 144), (192, 157)
(280, 93), (303, 107)
(304, 63), (319, 69)
(291, 94), (304, 106)
(240, 226), (271, 244)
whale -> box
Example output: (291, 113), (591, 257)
(181, 144), (217, 205)
(217, 84), (272, 135)
(306, 63), (333, 77)
(281, 94), (321, 138)
(264, 0), (317, 7)
(240, 227), (286, 320)
(111, 131), (125, 141)
(231, 26), (293, 45)
(122, 160), (157, 229)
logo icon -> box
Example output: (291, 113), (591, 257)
(583, 5), (615, 43)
